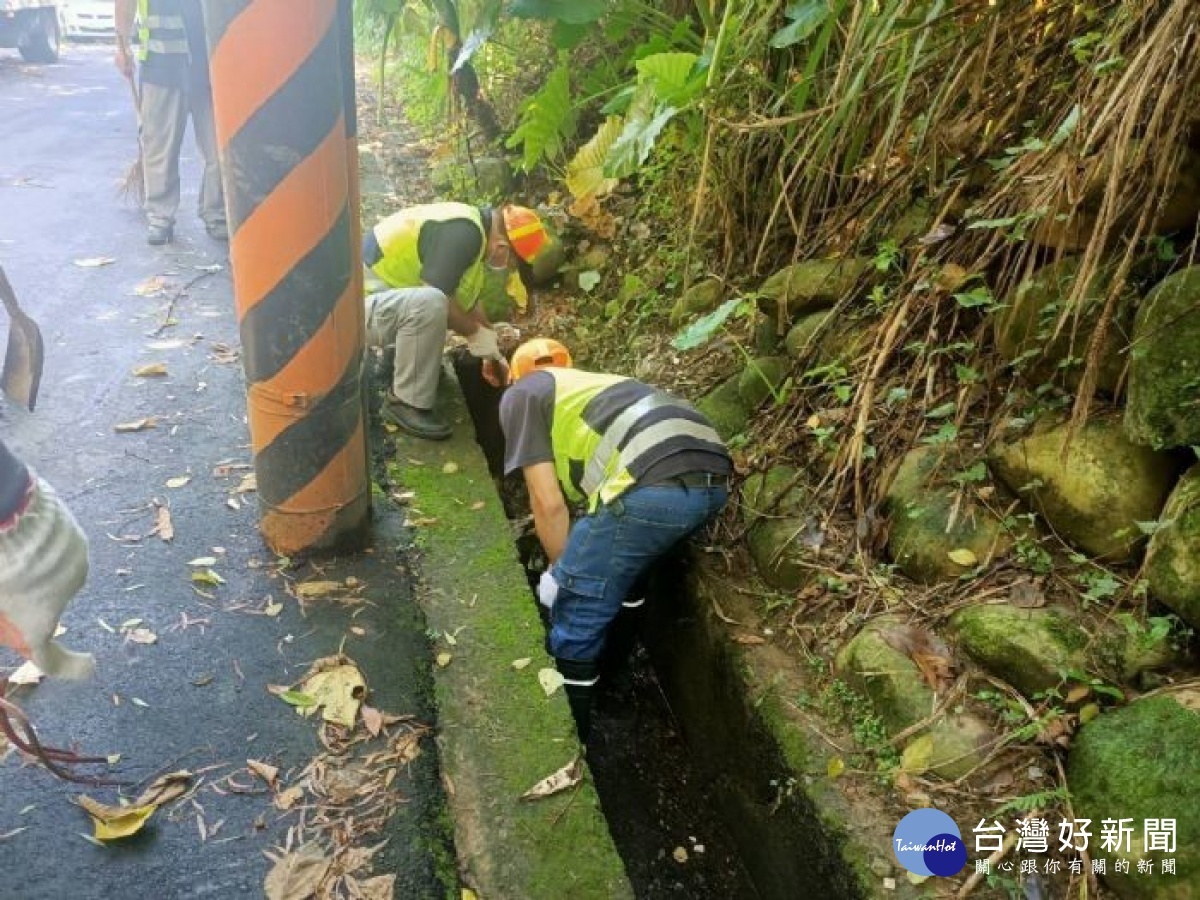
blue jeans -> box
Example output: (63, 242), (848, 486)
(549, 483), (728, 663)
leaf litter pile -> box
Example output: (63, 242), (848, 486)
(54, 650), (429, 900)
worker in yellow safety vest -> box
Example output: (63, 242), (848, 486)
(114, 0), (225, 245)
(499, 339), (732, 740)
(362, 202), (557, 441)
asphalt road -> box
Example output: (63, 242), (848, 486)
(0, 43), (447, 899)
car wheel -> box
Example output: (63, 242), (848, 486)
(19, 9), (61, 64)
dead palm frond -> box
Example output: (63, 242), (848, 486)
(119, 73), (144, 206)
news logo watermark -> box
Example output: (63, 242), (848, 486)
(892, 809), (967, 877)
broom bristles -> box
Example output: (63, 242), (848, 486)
(118, 71), (144, 206)
(119, 158), (144, 205)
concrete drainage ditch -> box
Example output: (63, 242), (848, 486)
(450, 354), (869, 899)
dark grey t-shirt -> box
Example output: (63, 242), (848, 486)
(499, 370), (731, 494)
(363, 207), (489, 298)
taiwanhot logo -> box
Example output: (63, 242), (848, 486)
(892, 809), (967, 877)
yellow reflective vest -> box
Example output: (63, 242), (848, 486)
(368, 202), (488, 312)
(544, 368), (724, 511)
(136, 0), (188, 61)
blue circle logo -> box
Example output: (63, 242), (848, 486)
(892, 809), (966, 877)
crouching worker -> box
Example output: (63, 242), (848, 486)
(498, 339), (732, 740)
(362, 202), (555, 441)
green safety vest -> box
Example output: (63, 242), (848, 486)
(136, 0), (188, 61)
(369, 202), (487, 312)
(544, 368), (724, 511)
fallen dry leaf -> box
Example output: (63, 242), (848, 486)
(520, 756), (583, 802)
(294, 580), (341, 599)
(134, 770), (192, 808)
(435, 652), (452, 668)
(236, 473), (257, 493)
(537, 668), (563, 697)
(361, 704), (383, 737)
(300, 662), (366, 728)
(133, 362), (168, 378)
(264, 843), (331, 900)
(733, 634), (766, 646)
(133, 275), (170, 296)
(114, 417), (157, 434)
(126, 627), (157, 645)
(947, 547), (978, 568)
(7, 661), (43, 686)
(354, 875), (396, 900)
(154, 505), (174, 542)
(187, 556), (217, 567)
(274, 784), (305, 811)
(165, 475), (191, 489)
(511, 658), (532, 671)
(247, 759), (279, 786)
(441, 462), (459, 475)
(73, 257), (115, 268)
(76, 796), (155, 841)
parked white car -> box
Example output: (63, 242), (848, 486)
(59, 0), (113, 39)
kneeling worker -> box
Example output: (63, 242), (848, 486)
(363, 202), (553, 440)
(499, 339), (732, 739)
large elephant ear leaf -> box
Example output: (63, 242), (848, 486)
(635, 52), (704, 107)
(566, 115), (624, 200)
(509, 0), (607, 26)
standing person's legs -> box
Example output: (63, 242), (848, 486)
(139, 81), (188, 243)
(548, 484), (728, 739)
(190, 84), (227, 239)
(364, 286), (452, 440)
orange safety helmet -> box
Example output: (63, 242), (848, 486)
(509, 338), (572, 384)
(501, 205), (549, 264)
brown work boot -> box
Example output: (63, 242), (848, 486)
(382, 397), (451, 441)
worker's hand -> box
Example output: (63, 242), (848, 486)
(115, 41), (134, 80)
(465, 325), (502, 362)
(537, 569), (559, 612)
(481, 357), (509, 388)
(0, 478), (95, 680)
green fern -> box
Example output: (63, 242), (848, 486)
(992, 787), (1068, 816)
(505, 62), (576, 171)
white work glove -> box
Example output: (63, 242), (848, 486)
(537, 569), (560, 612)
(0, 477), (95, 680)
(465, 325), (502, 361)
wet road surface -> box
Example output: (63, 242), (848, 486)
(0, 43), (447, 899)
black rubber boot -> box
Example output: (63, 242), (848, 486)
(556, 657), (600, 743)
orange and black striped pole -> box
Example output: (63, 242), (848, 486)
(203, 0), (370, 555)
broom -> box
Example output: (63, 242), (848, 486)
(119, 68), (144, 206)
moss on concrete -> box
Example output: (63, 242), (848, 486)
(387, 377), (630, 899)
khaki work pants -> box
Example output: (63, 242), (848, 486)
(364, 286), (450, 410)
(139, 79), (225, 230)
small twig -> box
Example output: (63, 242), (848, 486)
(956, 829), (1019, 898)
